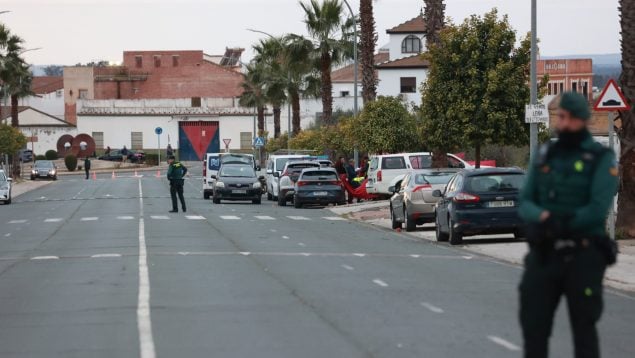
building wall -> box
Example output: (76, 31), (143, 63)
(20, 126), (77, 155)
(63, 67), (95, 125)
(377, 68), (428, 106)
(387, 33), (426, 61)
(537, 59), (593, 101)
(19, 92), (65, 119)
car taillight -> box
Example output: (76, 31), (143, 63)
(377, 170), (382, 182)
(329, 180), (341, 186)
(203, 167), (207, 177)
(412, 184), (432, 192)
(453, 192), (480, 203)
(296, 181), (308, 187)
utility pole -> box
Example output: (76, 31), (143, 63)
(342, 0), (359, 167)
(529, 0), (538, 160)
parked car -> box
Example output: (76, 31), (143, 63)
(203, 153), (257, 199)
(294, 168), (346, 208)
(0, 169), (12, 205)
(31, 160), (58, 180)
(276, 161), (322, 206)
(433, 168), (526, 245)
(211, 164), (264, 204)
(98, 149), (145, 163)
(389, 169), (460, 232)
(265, 154), (309, 201)
(18, 149), (34, 163)
(366, 152), (471, 196)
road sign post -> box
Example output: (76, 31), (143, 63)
(253, 137), (265, 148)
(223, 139), (231, 153)
(155, 127), (163, 165)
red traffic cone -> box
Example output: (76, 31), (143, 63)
(134, 170), (139, 177)
(92, 172), (97, 180)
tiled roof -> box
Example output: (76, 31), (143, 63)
(387, 15), (427, 34)
(376, 55), (430, 69)
(31, 76), (64, 95)
(78, 106), (260, 117)
(331, 52), (390, 83)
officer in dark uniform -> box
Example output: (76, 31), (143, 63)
(167, 155), (188, 213)
(519, 92), (619, 358)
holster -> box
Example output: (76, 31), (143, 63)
(593, 235), (618, 266)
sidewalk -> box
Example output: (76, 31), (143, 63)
(11, 179), (53, 198)
(331, 201), (635, 292)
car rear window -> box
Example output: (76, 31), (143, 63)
(465, 174), (524, 193)
(221, 154), (253, 166)
(382, 157), (406, 170)
(414, 173), (455, 185)
(409, 155), (432, 169)
(220, 165), (255, 177)
(302, 171), (338, 180)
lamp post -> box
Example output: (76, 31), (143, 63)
(529, 0), (538, 160)
(342, 0), (359, 167)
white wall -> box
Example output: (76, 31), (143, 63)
(388, 33), (426, 61)
(20, 126), (77, 155)
(377, 68), (428, 107)
(20, 92), (65, 119)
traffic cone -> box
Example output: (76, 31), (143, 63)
(92, 172), (97, 180)
(156, 170), (161, 178)
(134, 170), (139, 178)
(112, 171), (116, 179)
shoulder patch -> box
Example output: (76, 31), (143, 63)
(610, 167), (619, 176)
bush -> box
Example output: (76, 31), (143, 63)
(35, 154), (46, 161)
(145, 153), (159, 166)
(64, 154), (78, 171)
(45, 150), (59, 160)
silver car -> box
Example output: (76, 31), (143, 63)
(389, 169), (459, 231)
(0, 169), (12, 205)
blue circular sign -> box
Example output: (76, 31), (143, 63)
(155, 127), (163, 135)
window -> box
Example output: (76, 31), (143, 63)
(92, 132), (104, 150)
(135, 55), (143, 68)
(154, 55), (161, 68)
(240, 132), (252, 149)
(401, 35), (422, 54)
(56, 90), (63, 98)
(78, 89), (88, 99)
(340, 91), (350, 97)
(582, 81), (589, 99)
(131, 132), (143, 150)
(572, 82), (578, 93)
(381, 156), (406, 170)
(560, 82), (564, 94)
(172, 55), (180, 67)
(400, 77), (417, 93)
(409, 155), (432, 169)
(191, 97), (201, 107)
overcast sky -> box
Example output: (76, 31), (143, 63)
(1, 0), (621, 65)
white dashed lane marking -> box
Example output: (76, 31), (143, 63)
(8, 220), (27, 224)
(353, 253), (366, 257)
(4, 233), (10, 237)
(220, 215), (241, 220)
(255, 216), (275, 220)
(282, 236), (290, 240)
(91, 253), (122, 258)
(44, 218), (63, 223)
(487, 336), (521, 351)
(30, 256), (59, 261)
(373, 279), (389, 287)
(185, 215), (206, 220)
(341, 264), (355, 271)
(80, 217), (99, 222)
(323, 216), (346, 221)
(118, 216), (135, 220)
(286, 216), (310, 221)
(298, 243), (306, 247)
(421, 302), (444, 314)
(150, 216), (169, 220)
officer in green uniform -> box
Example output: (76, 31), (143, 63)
(519, 92), (619, 358)
(167, 155), (188, 213)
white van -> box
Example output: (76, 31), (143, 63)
(265, 155), (309, 200)
(366, 152), (470, 195)
(203, 153), (256, 199)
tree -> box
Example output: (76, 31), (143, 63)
(239, 63), (268, 160)
(617, 0), (635, 238)
(300, 0), (354, 126)
(355, 96), (419, 154)
(0, 124), (27, 165)
(43, 65), (63, 76)
(420, 9), (531, 168)
(359, 0), (377, 102)
(253, 38), (288, 138)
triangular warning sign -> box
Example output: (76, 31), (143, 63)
(594, 79), (631, 111)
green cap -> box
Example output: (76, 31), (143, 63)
(559, 92), (591, 120)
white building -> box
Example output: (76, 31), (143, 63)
(1, 106), (76, 155)
(19, 76), (65, 119)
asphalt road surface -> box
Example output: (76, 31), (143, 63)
(0, 169), (633, 358)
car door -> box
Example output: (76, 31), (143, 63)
(436, 174), (458, 228)
(392, 174), (409, 221)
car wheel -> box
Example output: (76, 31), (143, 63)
(5, 198), (10, 205)
(294, 199), (302, 209)
(53, 176), (57, 181)
(253, 198), (262, 205)
(435, 216), (449, 242)
(30, 176), (35, 180)
(514, 229), (525, 240)
(404, 207), (416, 232)
(449, 218), (463, 245)
(390, 205), (402, 230)
(204, 192), (210, 200)
(212, 197), (221, 204)
(267, 192), (273, 201)
(278, 194), (286, 207)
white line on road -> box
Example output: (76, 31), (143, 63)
(150, 215), (169, 220)
(463, 256), (474, 260)
(270, 229), (277, 232)
(255, 216), (276, 220)
(487, 335), (521, 351)
(323, 216), (347, 221)
(240, 252), (251, 256)
(4, 233), (10, 237)
(117, 216), (135, 220)
(8, 220), (27, 224)
(301, 253), (311, 256)
(298, 243), (306, 247)
(281, 235), (290, 240)
(373, 279), (389, 287)
(287, 216), (310, 221)
(178, 252), (190, 256)
(185, 215), (206, 220)
(220, 215), (241, 220)
(30, 256), (59, 260)
(341, 264), (354, 271)
(137, 180), (156, 358)
(44, 218), (63, 223)
(410, 254), (421, 258)
(80, 217), (98, 221)
(421, 302), (445, 314)
(91, 253), (122, 258)
(353, 253), (366, 257)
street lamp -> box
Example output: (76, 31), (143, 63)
(342, 0), (359, 167)
(529, 0), (538, 160)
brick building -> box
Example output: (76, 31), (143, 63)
(537, 59), (593, 101)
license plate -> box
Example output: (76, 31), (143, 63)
(232, 190), (247, 194)
(313, 191), (328, 196)
(488, 200), (515, 208)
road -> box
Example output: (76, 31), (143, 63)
(0, 168), (633, 357)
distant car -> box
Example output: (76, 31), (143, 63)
(211, 164), (264, 204)
(0, 169), (12, 205)
(389, 169), (460, 232)
(18, 149), (34, 163)
(293, 168), (346, 208)
(31, 160), (58, 180)
(265, 154), (310, 201)
(98, 149), (145, 163)
(203, 153), (257, 199)
(434, 168), (526, 245)
(276, 161), (321, 206)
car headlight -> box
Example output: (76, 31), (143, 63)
(215, 181), (225, 188)
(253, 182), (262, 189)
(50, 170), (56, 175)
(31, 170), (36, 174)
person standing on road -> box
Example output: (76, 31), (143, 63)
(121, 146), (128, 163)
(518, 92), (619, 358)
(167, 155), (187, 213)
(166, 144), (174, 158)
(84, 157), (91, 180)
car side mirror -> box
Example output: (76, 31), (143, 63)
(273, 172), (280, 178)
(210, 175), (217, 180)
(266, 169), (273, 175)
(7, 178), (13, 182)
(432, 189), (443, 198)
(388, 186), (395, 193)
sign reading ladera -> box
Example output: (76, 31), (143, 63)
(524, 104), (550, 124)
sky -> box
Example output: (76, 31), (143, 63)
(0, 0), (622, 66)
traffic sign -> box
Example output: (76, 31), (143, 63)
(594, 79), (631, 111)
(525, 104), (550, 124)
(253, 137), (265, 147)
(155, 127), (163, 135)
(223, 139), (231, 147)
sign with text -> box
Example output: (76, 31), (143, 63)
(525, 104), (550, 124)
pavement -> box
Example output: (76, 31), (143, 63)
(0, 169), (633, 357)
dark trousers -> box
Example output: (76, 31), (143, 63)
(519, 247), (607, 358)
(170, 181), (186, 211)
(85, 169), (90, 179)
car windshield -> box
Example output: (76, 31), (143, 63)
(221, 154), (253, 166)
(220, 165), (255, 178)
(301, 171), (338, 180)
(465, 174), (525, 193)
(414, 172), (455, 185)
(0, 172), (6, 181)
(35, 161), (54, 169)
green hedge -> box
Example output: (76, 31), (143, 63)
(35, 154), (46, 161)
(64, 154), (78, 171)
(145, 153), (159, 166)
(45, 150), (59, 160)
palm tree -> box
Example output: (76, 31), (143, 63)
(284, 35), (321, 135)
(359, 0), (377, 103)
(300, 0), (355, 126)
(617, 0), (635, 238)
(252, 38), (288, 138)
(239, 63), (267, 138)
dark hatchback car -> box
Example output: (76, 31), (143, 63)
(31, 160), (58, 180)
(98, 150), (145, 163)
(293, 168), (346, 208)
(211, 164), (264, 204)
(433, 168), (525, 245)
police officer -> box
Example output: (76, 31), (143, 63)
(84, 157), (91, 180)
(167, 155), (188, 213)
(519, 92), (619, 358)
